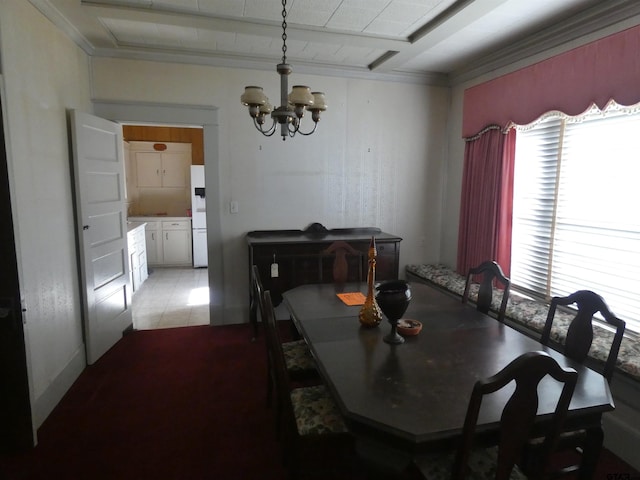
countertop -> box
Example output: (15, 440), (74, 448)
(127, 221), (146, 233)
(128, 216), (191, 222)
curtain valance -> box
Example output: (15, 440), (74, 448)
(462, 24), (640, 138)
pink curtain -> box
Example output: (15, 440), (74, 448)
(462, 25), (640, 137)
(495, 129), (515, 275)
(456, 127), (515, 276)
(457, 25), (640, 277)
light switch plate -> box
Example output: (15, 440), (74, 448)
(230, 200), (238, 214)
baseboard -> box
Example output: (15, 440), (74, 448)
(32, 344), (86, 432)
(218, 304), (245, 326)
(208, 303), (226, 326)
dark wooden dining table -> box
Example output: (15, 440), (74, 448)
(282, 281), (614, 478)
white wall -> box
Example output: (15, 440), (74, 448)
(0, 0), (92, 428)
(91, 58), (451, 323)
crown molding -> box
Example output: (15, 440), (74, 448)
(450, 0), (640, 86)
(91, 46), (449, 86)
(29, 0), (95, 55)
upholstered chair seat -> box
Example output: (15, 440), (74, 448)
(416, 447), (528, 480)
(290, 384), (348, 436)
(282, 339), (316, 374)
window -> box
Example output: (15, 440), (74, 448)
(511, 103), (640, 333)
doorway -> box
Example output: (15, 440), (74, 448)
(122, 124), (211, 330)
(93, 101), (224, 326)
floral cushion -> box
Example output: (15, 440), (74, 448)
(414, 447), (528, 480)
(406, 264), (640, 383)
(290, 384), (348, 436)
(282, 339), (316, 374)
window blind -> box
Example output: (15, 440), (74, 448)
(553, 111), (640, 328)
(512, 118), (562, 297)
(512, 108), (640, 333)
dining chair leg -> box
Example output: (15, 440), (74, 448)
(577, 426), (604, 480)
(266, 356), (274, 408)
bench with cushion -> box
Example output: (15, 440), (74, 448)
(406, 264), (640, 384)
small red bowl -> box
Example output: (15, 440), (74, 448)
(397, 319), (422, 336)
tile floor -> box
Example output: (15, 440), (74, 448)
(132, 267), (210, 330)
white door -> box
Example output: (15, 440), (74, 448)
(71, 110), (131, 365)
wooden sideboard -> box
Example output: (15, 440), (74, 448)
(247, 224), (402, 337)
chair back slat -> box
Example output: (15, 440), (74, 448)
(541, 290), (626, 383)
(462, 260), (511, 322)
(453, 351), (577, 480)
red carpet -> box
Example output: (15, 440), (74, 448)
(0, 324), (637, 479)
(0, 325), (286, 480)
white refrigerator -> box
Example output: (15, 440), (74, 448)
(190, 165), (208, 267)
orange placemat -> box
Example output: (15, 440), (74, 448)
(336, 292), (366, 306)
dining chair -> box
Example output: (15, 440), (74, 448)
(414, 350), (578, 480)
(263, 290), (350, 479)
(252, 265), (317, 411)
(462, 260), (511, 322)
(323, 240), (364, 284)
(522, 290), (626, 477)
(541, 290), (625, 383)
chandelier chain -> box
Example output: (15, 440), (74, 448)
(281, 0), (288, 64)
(240, 0), (325, 139)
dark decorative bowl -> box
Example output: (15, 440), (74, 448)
(375, 280), (412, 319)
(376, 280), (412, 344)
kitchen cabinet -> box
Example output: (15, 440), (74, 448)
(129, 217), (192, 267)
(162, 220), (192, 265)
(130, 142), (191, 188)
(143, 221), (162, 265)
(127, 222), (148, 293)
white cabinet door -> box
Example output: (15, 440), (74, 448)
(134, 148), (189, 188)
(163, 229), (192, 265)
(127, 226), (148, 292)
(127, 231), (137, 291)
(144, 222), (162, 266)
(138, 249), (148, 284)
(161, 152), (189, 187)
(135, 152), (162, 187)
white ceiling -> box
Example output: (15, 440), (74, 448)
(31, 0), (640, 84)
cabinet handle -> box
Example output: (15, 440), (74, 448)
(152, 233), (155, 240)
(166, 233), (169, 240)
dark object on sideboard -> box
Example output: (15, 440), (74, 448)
(247, 223), (402, 338)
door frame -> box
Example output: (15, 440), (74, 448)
(93, 101), (224, 325)
(0, 76), (36, 450)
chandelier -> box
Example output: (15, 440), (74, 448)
(240, 0), (327, 140)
